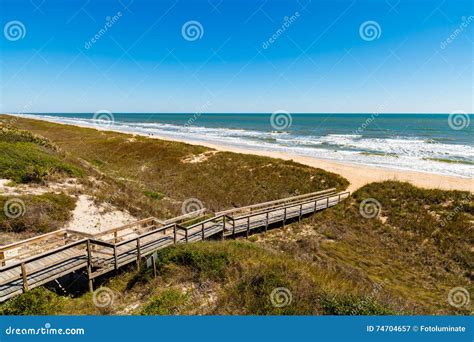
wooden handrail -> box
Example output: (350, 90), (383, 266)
(0, 229), (68, 252)
(216, 188), (336, 216)
(0, 239), (87, 272)
(230, 192), (342, 219)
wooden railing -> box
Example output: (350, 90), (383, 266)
(0, 189), (350, 301)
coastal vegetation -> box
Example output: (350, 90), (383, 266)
(0, 116), (471, 315)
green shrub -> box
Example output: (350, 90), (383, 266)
(140, 289), (187, 315)
(0, 288), (64, 315)
(154, 245), (230, 280)
(0, 193), (76, 233)
(0, 142), (82, 183)
(143, 190), (165, 200)
(321, 294), (396, 315)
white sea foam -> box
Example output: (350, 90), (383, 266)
(15, 114), (474, 178)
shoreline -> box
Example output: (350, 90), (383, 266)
(5, 114), (474, 193)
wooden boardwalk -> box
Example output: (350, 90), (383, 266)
(0, 189), (349, 302)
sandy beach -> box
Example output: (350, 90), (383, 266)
(9, 114), (473, 193)
(150, 135), (474, 193)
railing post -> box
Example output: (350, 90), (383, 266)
(326, 196), (330, 208)
(86, 240), (93, 292)
(113, 245), (118, 272)
(21, 262), (29, 292)
(173, 223), (177, 244)
(185, 229), (188, 243)
(0, 251), (5, 267)
(222, 217), (226, 240)
(201, 223), (205, 240)
(265, 212), (269, 233)
(283, 207), (287, 228)
(246, 216), (250, 238)
(299, 204), (302, 222)
(136, 237), (141, 268)
(232, 218), (236, 238)
(315, 199), (318, 211)
(114, 231), (118, 244)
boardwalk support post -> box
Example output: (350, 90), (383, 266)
(113, 245), (118, 272)
(0, 251), (5, 267)
(136, 238), (141, 268)
(246, 216), (250, 238)
(201, 223), (205, 241)
(21, 263), (28, 292)
(265, 212), (269, 233)
(86, 240), (93, 293)
(283, 208), (287, 228)
(173, 224), (177, 244)
(299, 204), (302, 222)
(152, 255), (157, 278)
(222, 217), (226, 240)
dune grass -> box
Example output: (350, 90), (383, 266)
(0, 123), (82, 184)
(0, 116), (348, 220)
(0, 241), (396, 316)
(258, 181), (473, 314)
(0, 193), (76, 233)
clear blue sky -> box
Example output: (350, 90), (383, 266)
(0, 0), (472, 113)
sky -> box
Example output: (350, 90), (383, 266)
(0, 0), (472, 113)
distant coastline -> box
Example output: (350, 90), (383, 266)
(7, 113), (473, 193)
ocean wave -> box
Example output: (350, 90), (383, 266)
(15, 114), (474, 178)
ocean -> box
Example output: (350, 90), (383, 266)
(17, 113), (474, 179)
